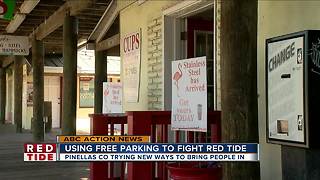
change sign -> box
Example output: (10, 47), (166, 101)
(0, 35), (29, 55)
(267, 36), (304, 143)
(171, 57), (207, 132)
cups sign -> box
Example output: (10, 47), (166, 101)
(123, 32), (140, 53)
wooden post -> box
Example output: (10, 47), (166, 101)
(94, 50), (107, 113)
(62, 13), (78, 135)
(0, 64), (6, 124)
(14, 56), (23, 133)
(32, 38), (44, 141)
(220, 0), (260, 179)
(127, 111), (153, 180)
(282, 146), (320, 179)
(89, 114), (109, 180)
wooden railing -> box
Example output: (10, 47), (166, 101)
(89, 111), (221, 180)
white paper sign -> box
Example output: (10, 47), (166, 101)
(103, 82), (123, 113)
(122, 30), (141, 103)
(171, 57), (207, 132)
(267, 36), (304, 142)
(0, 35), (29, 55)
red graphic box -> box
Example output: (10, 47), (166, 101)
(24, 143), (57, 161)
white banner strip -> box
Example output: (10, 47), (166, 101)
(24, 153), (56, 161)
(59, 153), (258, 162)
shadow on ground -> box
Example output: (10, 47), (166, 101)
(0, 126), (89, 180)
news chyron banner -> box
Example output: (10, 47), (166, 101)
(24, 136), (259, 162)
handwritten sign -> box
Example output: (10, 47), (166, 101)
(103, 82), (124, 136)
(171, 57), (207, 132)
(103, 82), (123, 113)
(0, 35), (29, 55)
(79, 77), (94, 108)
(122, 30), (141, 103)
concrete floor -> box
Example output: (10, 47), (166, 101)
(0, 127), (89, 180)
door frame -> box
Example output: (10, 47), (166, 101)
(162, 0), (217, 110)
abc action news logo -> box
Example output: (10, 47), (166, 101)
(24, 136), (259, 162)
(23, 136), (149, 161)
(24, 144), (56, 161)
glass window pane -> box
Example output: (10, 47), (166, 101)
(207, 34), (213, 60)
(195, 32), (215, 110)
(207, 86), (214, 109)
(207, 61), (214, 85)
(196, 33), (206, 57)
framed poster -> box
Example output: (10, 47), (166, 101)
(79, 77), (94, 108)
(266, 30), (320, 148)
(103, 82), (123, 113)
(171, 56), (207, 132)
(122, 30), (141, 103)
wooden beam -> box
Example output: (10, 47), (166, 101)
(2, 56), (14, 68)
(32, 5), (67, 40)
(88, 0), (134, 42)
(78, 16), (100, 21)
(96, 33), (119, 51)
(32, 39), (44, 141)
(94, 50), (107, 113)
(78, 12), (106, 16)
(0, 65), (6, 124)
(67, 0), (93, 16)
(30, 0), (93, 40)
(14, 56), (23, 133)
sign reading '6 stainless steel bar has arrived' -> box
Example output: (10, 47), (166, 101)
(171, 56), (207, 132)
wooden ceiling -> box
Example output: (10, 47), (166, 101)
(0, 0), (111, 54)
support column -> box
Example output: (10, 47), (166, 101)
(282, 146), (320, 179)
(220, 0), (260, 179)
(0, 64), (6, 124)
(14, 56), (23, 133)
(94, 50), (107, 113)
(62, 14), (78, 135)
(32, 38), (44, 142)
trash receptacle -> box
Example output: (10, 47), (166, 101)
(167, 162), (222, 180)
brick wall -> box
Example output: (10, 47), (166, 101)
(216, 0), (222, 110)
(147, 16), (163, 110)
